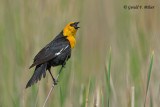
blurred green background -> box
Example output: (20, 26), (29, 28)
(0, 0), (160, 107)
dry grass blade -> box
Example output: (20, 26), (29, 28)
(101, 90), (104, 107)
(94, 87), (100, 107)
(131, 86), (135, 107)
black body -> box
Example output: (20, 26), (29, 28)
(26, 31), (71, 88)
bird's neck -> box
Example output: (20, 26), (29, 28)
(66, 36), (76, 49)
(63, 27), (77, 37)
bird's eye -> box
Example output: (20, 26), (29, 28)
(70, 23), (74, 27)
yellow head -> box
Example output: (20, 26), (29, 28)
(63, 22), (80, 49)
(63, 22), (80, 37)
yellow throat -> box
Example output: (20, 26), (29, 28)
(63, 22), (78, 48)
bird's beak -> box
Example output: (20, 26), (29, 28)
(74, 22), (80, 29)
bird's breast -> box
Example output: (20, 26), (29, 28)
(66, 36), (76, 48)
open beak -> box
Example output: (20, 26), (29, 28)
(74, 22), (80, 29)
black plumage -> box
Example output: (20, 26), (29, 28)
(26, 31), (71, 88)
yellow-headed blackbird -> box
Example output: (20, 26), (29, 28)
(26, 22), (80, 88)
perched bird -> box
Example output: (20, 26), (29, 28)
(26, 22), (80, 88)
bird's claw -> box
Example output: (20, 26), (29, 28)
(53, 80), (58, 85)
(62, 64), (65, 68)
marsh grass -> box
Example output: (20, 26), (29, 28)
(82, 85), (86, 107)
(144, 51), (154, 107)
(0, 0), (159, 107)
(105, 47), (112, 107)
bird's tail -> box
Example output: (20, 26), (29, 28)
(26, 63), (47, 88)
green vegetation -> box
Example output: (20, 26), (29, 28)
(105, 47), (112, 107)
(0, 0), (159, 107)
(144, 51), (154, 107)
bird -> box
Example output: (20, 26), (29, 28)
(26, 22), (80, 88)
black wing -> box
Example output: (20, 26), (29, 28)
(29, 37), (70, 68)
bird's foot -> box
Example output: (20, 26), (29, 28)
(53, 79), (58, 85)
(62, 64), (66, 68)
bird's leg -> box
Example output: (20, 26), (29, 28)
(49, 56), (68, 85)
(62, 63), (66, 68)
(55, 55), (68, 81)
(48, 69), (57, 85)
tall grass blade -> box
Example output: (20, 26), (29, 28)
(108, 99), (110, 107)
(60, 86), (63, 107)
(101, 90), (104, 107)
(150, 93), (153, 107)
(105, 47), (112, 107)
(144, 51), (154, 107)
(94, 87), (100, 107)
(108, 47), (112, 84)
(82, 86), (86, 107)
(131, 86), (135, 107)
